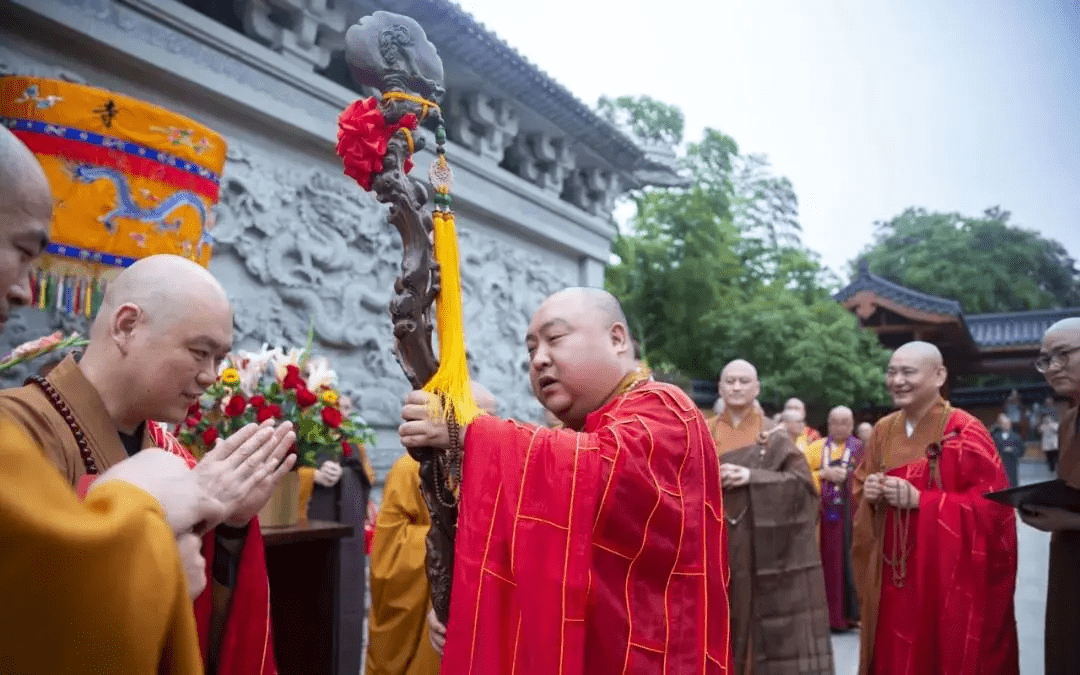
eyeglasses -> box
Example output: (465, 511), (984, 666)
(1035, 345), (1080, 373)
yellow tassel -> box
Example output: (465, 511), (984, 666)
(422, 211), (482, 425)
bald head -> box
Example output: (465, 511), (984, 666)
(887, 341), (947, 416)
(1041, 316), (1080, 398)
(782, 408), (805, 440)
(79, 255), (234, 432)
(857, 421), (873, 444)
(784, 397), (806, 414)
(92, 254), (230, 337)
(525, 287), (636, 430)
(541, 287), (628, 328)
(0, 126), (51, 219)
(827, 405), (854, 442)
(721, 359), (758, 382)
(892, 341), (943, 368)
(0, 127), (52, 330)
(718, 359), (760, 414)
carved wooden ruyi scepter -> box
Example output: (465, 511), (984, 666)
(340, 12), (461, 624)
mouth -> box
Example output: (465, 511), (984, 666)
(536, 375), (558, 392)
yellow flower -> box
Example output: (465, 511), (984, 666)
(220, 368), (241, 385)
(320, 389), (339, 406)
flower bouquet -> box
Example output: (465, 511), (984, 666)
(177, 342), (375, 526)
(177, 344), (374, 468)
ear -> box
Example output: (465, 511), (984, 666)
(934, 366), (948, 389)
(110, 303), (143, 354)
(609, 321), (631, 356)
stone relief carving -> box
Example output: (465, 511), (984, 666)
(239, 0), (347, 70)
(213, 142), (569, 429)
(445, 90), (519, 164)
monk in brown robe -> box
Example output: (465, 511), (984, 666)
(709, 359), (832, 675)
(852, 341), (1017, 675)
(0, 253), (295, 674)
(1024, 317), (1080, 675)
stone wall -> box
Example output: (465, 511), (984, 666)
(0, 0), (626, 479)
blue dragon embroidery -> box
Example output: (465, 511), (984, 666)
(72, 165), (210, 239)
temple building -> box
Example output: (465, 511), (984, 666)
(834, 262), (1079, 424)
(0, 0), (680, 448)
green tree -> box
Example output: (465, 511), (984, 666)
(601, 95), (891, 409)
(597, 94), (685, 147)
(855, 207), (1080, 313)
(606, 129), (745, 376)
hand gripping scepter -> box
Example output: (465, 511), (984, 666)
(338, 11), (481, 625)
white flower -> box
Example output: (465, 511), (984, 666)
(305, 356), (336, 392)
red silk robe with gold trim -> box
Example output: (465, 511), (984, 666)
(852, 401), (1018, 675)
(441, 381), (731, 675)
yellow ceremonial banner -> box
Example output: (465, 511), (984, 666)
(0, 76), (226, 315)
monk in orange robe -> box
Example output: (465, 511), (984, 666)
(1023, 317), (1080, 675)
(399, 288), (731, 675)
(852, 341), (1018, 675)
(0, 254), (296, 675)
(709, 359), (833, 674)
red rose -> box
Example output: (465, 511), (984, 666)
(184, 415), (201, 429)
(187, 401), (202, 417)
(202, 427), (219, 446)
(341, 439), (353, 458)
(295, 386), (318, 408)
(256, 404), (281, 423)
(321, 406), (344, 428)
(282, 365), (304, 391)
(224, 394), (247, 417)
(249, 395), (267, 409)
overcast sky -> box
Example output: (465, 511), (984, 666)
(457, 0), (1080, 278)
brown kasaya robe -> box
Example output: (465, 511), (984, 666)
(0, 355), (277, 674)
(710, 412), (833, 675)
(1046, 401), (1080, 675)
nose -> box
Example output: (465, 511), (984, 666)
(195, 362), (217, 388)
(530, 343), (552, 371)
(7, 273), (32, 307)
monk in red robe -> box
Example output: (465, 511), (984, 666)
(852, 341), (1018, 675)
(399, 287), (731, 675)
(0, 254), (295, 675)
(1024, 317), (1080, 675)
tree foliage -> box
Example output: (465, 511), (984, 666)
(597, 94), (685, 147)
(602, 95), (890, 412)
(855, 207), (1080, 313)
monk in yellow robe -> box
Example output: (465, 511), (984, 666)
(365, 384), (497, 675)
